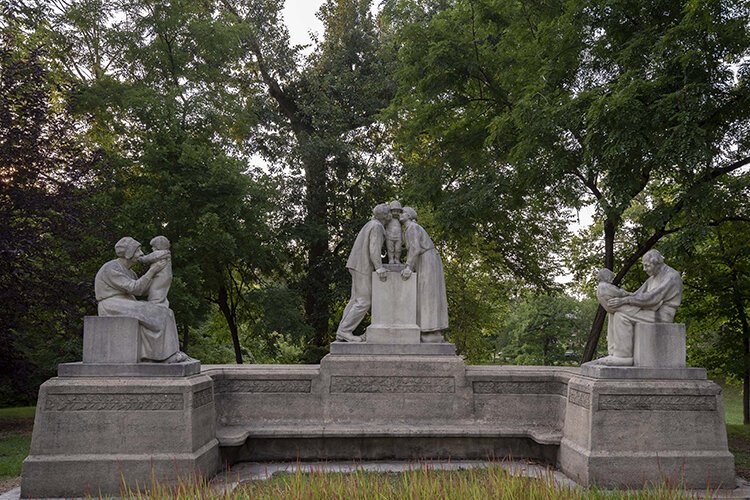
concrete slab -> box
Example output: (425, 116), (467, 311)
(580, 364), (706, 379)
(329, 342), (456, 355)
(58, 360), (200, 377)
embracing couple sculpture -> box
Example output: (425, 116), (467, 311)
(94, 236), (190, 363)
(335, 202), (449, 343)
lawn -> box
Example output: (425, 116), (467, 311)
(0, 406), (34, 480)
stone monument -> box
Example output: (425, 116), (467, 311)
(558, 250), (734, 488)
(21, 237), (219, 498)
(590, 250), (684, 368)
(332, 203), (452, 353)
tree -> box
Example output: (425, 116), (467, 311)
(383, 0), (750, 361)
(44, 0), (284, 363)
(211, 0), (397, 359)
(496, 293), (596, 366)
(0, 15), (105, 403)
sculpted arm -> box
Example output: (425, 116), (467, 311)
(627, 277), (677, 309)
(138, 250), (170, 265)
(105, 266), (155, 296)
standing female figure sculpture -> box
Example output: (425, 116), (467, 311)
(399, 207), (449, 342)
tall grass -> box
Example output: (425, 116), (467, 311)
(120, 463), (710, 499)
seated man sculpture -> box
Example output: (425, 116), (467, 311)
(94, 236), (188, 363)
(592, 249), (683, 366)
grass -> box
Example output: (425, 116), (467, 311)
(0, 406), (34, 481)
(122, 463), (700, 499)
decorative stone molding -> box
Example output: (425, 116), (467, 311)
(192, 388), (213, 408)
(568, 388), (591, 409)
(44, 393), (184, 411)
(214, 379), (312, 394)
(330, 376), (455, 393)
(472, 381), (567, 396)
(598, 394), (716, 411)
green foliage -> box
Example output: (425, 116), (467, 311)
(496, 294), (598, 366)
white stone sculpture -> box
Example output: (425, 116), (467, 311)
(335, 204), (391, 342)
(399, 207), (449, 343)
(137, 235), (172, 306)
(94, 236), (188, 363)
(592, 249), (683, 366)
(385, 200), (403, 264)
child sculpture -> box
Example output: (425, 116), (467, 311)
(137, 235), (172, 307)
(385, 200), (403, 264)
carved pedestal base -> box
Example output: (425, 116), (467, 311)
(365, 270), (421, 344)
(633, 322), (686, 368)
(559, 371), (734, 489)
(21, 374), (219, 498)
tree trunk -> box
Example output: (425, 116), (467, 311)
(300, 137), (331, 349)
(217, 283), (243, 364)
(179, 324), (190, 354)
(581, 220), (617, 363)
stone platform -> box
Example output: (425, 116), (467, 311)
(21, 354), (736, 495)
(21, 372), (219, 498)
(329, 341), (456, 355)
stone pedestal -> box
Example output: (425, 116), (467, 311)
(365, 270), (420, 344)
(21, 373), (219, 498)
(83, 316), (140, 363)
(559, 370), (735, 489)
(634, 322), (686, 368)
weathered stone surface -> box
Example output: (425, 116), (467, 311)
(558, 375), (735, 489)
(58, 360), (201, 377)
(330, 341), (456, 356)
(365, 270), (421, 343)
(580, 364), (706, 380)
(20, 374), (219, 498)
(82, 316), (140, 363)
(633, 322), (686, 368)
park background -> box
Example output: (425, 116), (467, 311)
(1, 0), (749, 454)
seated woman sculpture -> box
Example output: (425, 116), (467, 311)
(94, 236), (188, 363)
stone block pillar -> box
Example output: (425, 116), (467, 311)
(559, 370), (735, 489)
(633, 322), (686, 368)
(365, 269), (420, 344)
(83, 316), (140, 363)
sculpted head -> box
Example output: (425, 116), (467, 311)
(150, 235), (170, 251)
(114, 237), (143, 263)
(400, 206), (417, 223)
(597, 268), (615, 284)
(372, 203), (392, 225)
(642, 249), (665, 276)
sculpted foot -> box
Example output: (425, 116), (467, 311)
(594, 355), (633, 366)
(335, 332), (363, 343)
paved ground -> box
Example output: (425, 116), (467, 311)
(3, 460), (750, 498)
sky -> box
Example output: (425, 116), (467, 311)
(282, 1), (326, 49)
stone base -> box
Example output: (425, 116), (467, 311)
(83, 315), (140, 363)
(365, 325), (421, 344)
(330, 342), (456, 355)
(634, 323), (686, 368)
(559, 373), (734, 489)
(58, 359), (201, 377)
(20, 374), (219, 498)
(580, 364), (706, 380)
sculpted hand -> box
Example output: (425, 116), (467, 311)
(149, 260), (168, 274)
(401, 266), (412, 281)
(376, 267), (388, 282)
(608, 297), (628, 308)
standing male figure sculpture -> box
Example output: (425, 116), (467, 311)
(95, 236), (188, 363)
(593, 249), (683, 366)
(335, 204), (391, 342)
(399, 207), (449, 343)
